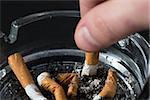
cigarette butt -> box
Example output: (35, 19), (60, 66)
(81, 52), (99, 76)
(85, 52), (99, 65)
(67, 75), (79, 97)
(98, 68), (117, 98)
(57, 73), (79, 97)
(8, 53), (34, 88)
(8, 53), (47, 100)
(58, 73), (76, 85)
(37, 72), (67, 100)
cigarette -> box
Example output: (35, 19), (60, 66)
(37, 72), (67, 100)
(8, 53), (47, 100)
(67, 74), (79, 97)
(93, 68), (117, 100)
(81, 52), (99, 76)
(58, 73), (76, 85)
(58, 73), (79, 96)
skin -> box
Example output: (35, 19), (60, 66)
(74, 0), (149, 51)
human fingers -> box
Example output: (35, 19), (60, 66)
(75, 0), (148, 51)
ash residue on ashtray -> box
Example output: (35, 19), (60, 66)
(0, 61), (136, 100)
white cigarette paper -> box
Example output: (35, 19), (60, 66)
(93, 95), (102, 100)
(25, 84), (48, 100)
(81, 62), (99, 76)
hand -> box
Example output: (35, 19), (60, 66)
(74, 0), (149, 51)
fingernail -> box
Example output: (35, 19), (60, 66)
(77, 26), (91, 40)
(80, 26), (90, 36)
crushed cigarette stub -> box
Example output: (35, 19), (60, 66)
(58, 73), (76, 85)
(67, 75), (79, 96)
(8, 53), (47, 100)
(81, 62), (99, 76)
(37, 72), (67, 100)
(92, 95), (103, 100)
(58, 73), (79, 97)
(81, 52), (99, 76)
(93, 68), (117, 100)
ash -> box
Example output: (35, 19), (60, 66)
(0, 61), (136, 100)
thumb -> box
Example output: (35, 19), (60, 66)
(75, 0), (148, 51)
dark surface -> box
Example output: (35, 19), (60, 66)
(0, 0), (80, 62)
(0, 0), (79, 34)
(138, 77), (150, 100)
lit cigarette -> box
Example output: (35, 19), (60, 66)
(58, 73), (79, 96)
(81, 52), (99, 76)
(8, 53), (47, 100)
(37, 72), (67, 100)
(93, 68), (117, 100)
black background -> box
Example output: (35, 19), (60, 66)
(0, 0), (79, 34)
(0, 0), (80, 59)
